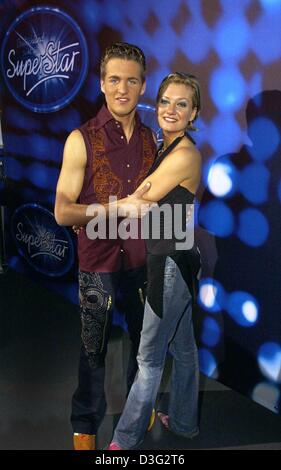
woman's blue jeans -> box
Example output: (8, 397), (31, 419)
(112, 256), (199, 449)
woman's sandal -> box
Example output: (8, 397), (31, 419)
(157, 412), (170, 430)
(158, 411), (199, 439)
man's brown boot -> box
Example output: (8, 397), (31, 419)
(73, 433), (96, 450)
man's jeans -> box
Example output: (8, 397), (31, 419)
(71, 266), (146, 435)
(112, 256), (199, 449)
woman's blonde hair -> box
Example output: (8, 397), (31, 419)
(156, 72), (201, 131)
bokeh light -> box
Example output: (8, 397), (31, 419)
(258, 342), (281, 383)
(248, 117), (280, 161)
(198, 348), (219, 379)
(226, 291), (259, 326)
(237, 208), (269, 247)
(208, 114), (243, 154)
(259, 0), (281, 9)
(207, 159), (238, 198)
(201, 317), (221, 347)
(210, 66), (246, 112)
(181, 19), (210, 63)
(252, 12), (281, 64)
(239, 163), (270, 204)
(198, 278), (225, 313)
(198, 201), (235, 237)
(213, 17), (250, 61)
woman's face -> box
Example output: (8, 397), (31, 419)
(157, 83), (197, 136)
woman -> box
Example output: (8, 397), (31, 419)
(109, 72), (202, 450)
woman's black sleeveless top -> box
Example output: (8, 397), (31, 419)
(144, 134), (201, 317)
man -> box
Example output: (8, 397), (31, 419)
(55, 42), (156, 450)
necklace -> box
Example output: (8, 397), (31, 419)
(157, 134), (185, 157)
(157, 145), (166, 156)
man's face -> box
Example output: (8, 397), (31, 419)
(101, 58), (146, 120)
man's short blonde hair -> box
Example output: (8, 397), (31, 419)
(100, 42), (146, 82)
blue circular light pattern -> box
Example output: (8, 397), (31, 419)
(181, 19), (210, 63)
(207, 161), (238, 198)
(242, 301), (259, 323)
(248, 117), (280, 162)
(259, 0), (281, 8)
(237, 208), (269, 247)
(151, 31), (179, 64)
(213, 17), (250, 61)
(201, 317), (221, 347)
(253, 11), (281, 64)
(198, 348), (218, 379)
(252, 382), (280, 413)
(198, 200), (235, 237)
(226, 291), (259, 326)
(258, 342), (281, 383)
(208, 114), (243, 154)
(202, 156), (217, 187)
(239, 163), (270, 204)
(210, 66), (246, 112)
(198, 278), (225, 313)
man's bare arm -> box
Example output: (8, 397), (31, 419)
(55, 130), (152, 226)
(54, 130), (92, 226)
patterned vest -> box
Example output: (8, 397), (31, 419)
(77, 107), (156, 272)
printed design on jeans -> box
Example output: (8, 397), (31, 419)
(79, 272), (112, 367)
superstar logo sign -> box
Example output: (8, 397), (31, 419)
(12, 204), (75, 277)
(1, 6), (88, 112)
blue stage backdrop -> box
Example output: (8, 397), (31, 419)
(1, 0), (281, 415)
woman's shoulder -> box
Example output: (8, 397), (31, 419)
(170, 137), (201, 165)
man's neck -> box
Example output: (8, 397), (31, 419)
(122, 116), (136, 142)
(108, 108), (136, 142)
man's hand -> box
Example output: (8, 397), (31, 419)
(118, 182), (156, 218)
(72, 225), (84, 235)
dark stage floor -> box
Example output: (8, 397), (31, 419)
(1, 269), (281, 450)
